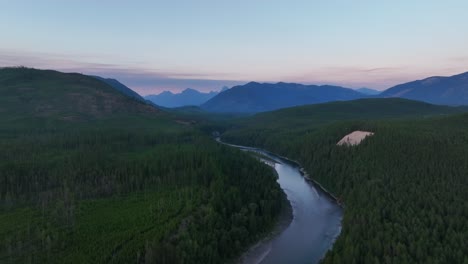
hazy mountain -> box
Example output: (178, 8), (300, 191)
(145, 88), (221, 107)
(201, 82), (365, 113)
(380, 72), (468, 105)
(356, 88), (380, 95)
(0, 67), (158, 121)
(92, 76), (146, 103)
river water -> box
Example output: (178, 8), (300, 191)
(224, 142), (343, 264)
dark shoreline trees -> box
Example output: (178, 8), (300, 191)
(0, 118), (283, 263)
(223, 114), (468, 263)
(0, 68), (285, 263)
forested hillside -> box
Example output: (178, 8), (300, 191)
(0, 67), (157, 121)
(222, 101), (468, 263)
(0, 68), (284, 263)
(92, 75), (147, 103)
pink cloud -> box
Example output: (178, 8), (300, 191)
(0, 49), (246, 95)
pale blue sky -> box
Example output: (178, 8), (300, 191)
(1, 0), (468, 94)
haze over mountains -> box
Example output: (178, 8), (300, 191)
(202, 82), (365, 113)
(201, 71), (468, 113)
(4, 0), (468, 262)
(2, 67), (468, 264)
(380, 72), (468, 105)
(88, 71), (468, 113)
(145, 87), (228, 107)
(355, 88), (380, 95)
(5, 67), (468, 115)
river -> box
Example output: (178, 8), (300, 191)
(222, 141), (343, 264)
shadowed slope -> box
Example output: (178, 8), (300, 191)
(0, 67), (158, 121)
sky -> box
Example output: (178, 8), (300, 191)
(1, 0), (468, 95)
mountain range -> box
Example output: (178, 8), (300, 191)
(201, 71), (468, 113)
(87, 71), (468, 113)
(145, 87), (228, 107)
(3, 68), (467, 264)
(10, 67), (467, 115)
(201, 82), (365, 113)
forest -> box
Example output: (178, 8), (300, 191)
(0, 67), (286, 263)
(2, 68), (467, 263)
(223, 109), (468, 263)
(0, 116), (285, 263)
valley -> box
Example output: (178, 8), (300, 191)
(0, 68), (284, 263)
(1, 67), (467, 264)
(221, 104), (468, 264)
(3, 2), (468, 263)
(221, 142), (343, 264)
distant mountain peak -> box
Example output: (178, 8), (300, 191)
(145, 87), (223, 108)
(421, 77), (442, 85)
(182, 88), (198, 93)
(159, 91), (174, 95)
(356, 88), (381, 95)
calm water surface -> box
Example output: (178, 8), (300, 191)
(225, 143), (343, 264)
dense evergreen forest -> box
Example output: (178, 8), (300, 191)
(0, 68), (284, 263)
(222, 103), (468, 263)
(3, 68), (467, 263)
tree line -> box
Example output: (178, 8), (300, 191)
(0, 118), (284, 263)
(223, 114), (468, 263)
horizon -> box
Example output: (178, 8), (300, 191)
(2, 66), (468, 97)
(1, 1), (468, 95)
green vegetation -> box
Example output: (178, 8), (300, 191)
(228, 97), (465, 131)
(0, 68), (284, 263)
(4, 67), (466, 263)
(222, 99), (468, 263)
(0, 67), (157, 123)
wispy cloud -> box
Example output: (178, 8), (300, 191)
(286, 65), (468, 90)
(360, 67), (399, 73)
(2, 49), (467, 93)
(447, 56), (468, 63)
(0, 50), (246, 95)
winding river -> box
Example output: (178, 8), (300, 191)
(221, 141), (343, 264)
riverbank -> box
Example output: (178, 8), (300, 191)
(261, 151), (342, 206)
(237, 186), (293, 264)
(218, 138), (342, 207)
(219, 140), (293, 264)
(219, 138), (343, 264)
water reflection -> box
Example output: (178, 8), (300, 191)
(239, 148), (343, 264)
